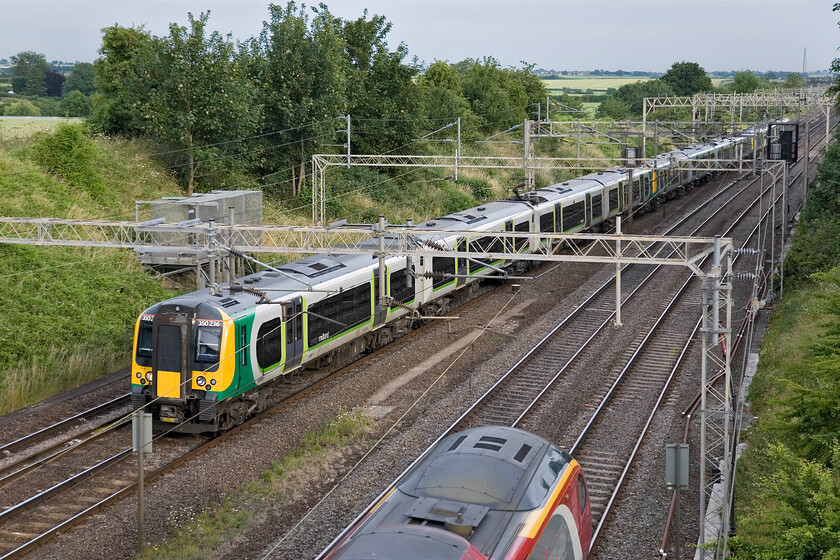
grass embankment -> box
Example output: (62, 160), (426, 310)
(731, 132), (840, 557)
(142, 410), (370, 560)
(0, 123), (177, 412)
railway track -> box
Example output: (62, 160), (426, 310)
(652, 112), (836, 559)
(313, 140), (790, 559)
(316, 110), (833, 560)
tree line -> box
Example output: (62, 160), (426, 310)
(3, 51), (94, 117)
(596, 61), (806, 119)
(5, 3), (545, 196)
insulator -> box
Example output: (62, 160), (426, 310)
(229, 282), (243, 294)
(421, 239), (447, 251)
(730, 272), (756, 281)
(242, 285), (270, 303)
(734, 248), (759, 255)
(420, 272), (449, 279)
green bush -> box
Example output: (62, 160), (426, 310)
(59, 90), (92, 117)
(4, 100), (40, 116)
(459, 177), (493, 200)
(30, 122), (107, 202)
(31, 96), (61, 116)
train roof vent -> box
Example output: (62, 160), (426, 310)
(473, 435), (506, 452)
(447, 435), (468, 452)
(513, 444), (532, 463)
(263, 272), (280, 278)
(218, 297), (239, 308)
(278, 258), (346, 278)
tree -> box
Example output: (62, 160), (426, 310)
(613, 79), (675, 116)
(245, 2), (348, 195)
(44, 68), (65, 97)
(341, 9), (423, 154)
(60, 90), (92, 117)
(90, 25), (157, 134)
(10, 51), (49, 96)
(421, 60), (461, 91)
(597, 96), (630, 119)
(783, 73), (805, 89)
(660, 61), (712, 96)
(140, 12), (261, 194)
(63, 62), (96, 96)
(458, 57), (546, 133)
(731, 71), (760, 93)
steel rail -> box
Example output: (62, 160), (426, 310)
(0, 394), (130, 455)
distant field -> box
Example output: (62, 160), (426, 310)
(544, 76), (653, 93)
(545, 76), (728, 94)
(0, 116), (82, 139)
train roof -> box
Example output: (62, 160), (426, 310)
(416, 199), (533, 232)
(330, 526), (474, 560)
(398, 426), (568, 511)
(143, 249), (388, 317)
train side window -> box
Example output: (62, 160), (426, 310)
(578, 474), (587, 514)
(257, 318), (283, 369)
(608, 189), (619, 212)
(308, 282), (372, 346)
(432, 257), (456, 288)
(591, 194), (603, 219)
(514, 221), (529, 250)
(390, 267), (415, 304)
(563, 201), (585, 230)
(239, 326), (247, 366)
(472, 236), (503, 268)
(539, 211), (554, 233)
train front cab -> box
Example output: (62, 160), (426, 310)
(131, 301), (235, 432)
(510, 461), (591, 560)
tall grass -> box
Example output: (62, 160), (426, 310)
(0, 347), (124, 413)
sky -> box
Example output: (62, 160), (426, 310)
(0, 0), (836, 72)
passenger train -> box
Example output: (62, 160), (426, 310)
(131, 127), (759, 433)
(322, 426), (591, 560)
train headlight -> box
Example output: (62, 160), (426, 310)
(196, 376), (207, 387)
(210, 379), (216, 386)
(136, 372), (142, 379)
(145, 372), (154, 383)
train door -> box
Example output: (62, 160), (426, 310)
(284, 297), (304, 370)
(373, 268), (388, 326)
(504, 219), (514, 260)
(152, 312), (190, 402)
(584, 194), (592, 228)
(456, 238), (468, 286)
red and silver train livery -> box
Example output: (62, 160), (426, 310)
(324, 426), (591, 560)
